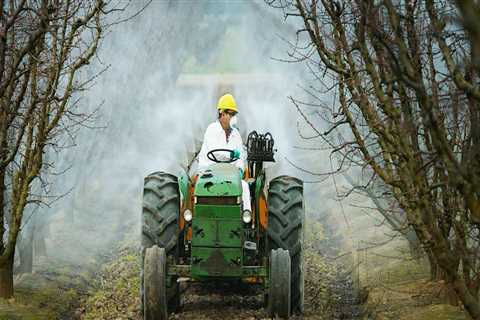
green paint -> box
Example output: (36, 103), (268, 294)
(255, 171), (264, 200)
(191, 200), (244, 278)
(168, 263), (267, 279)
(178, 170), (189, 203)
(242, 266), (267, 277)
(254, 171), (264, 219)
(192, 218), (242, 247)
(191, 247), (243, 277)
(194, 204), (241, 220)
(194, 164), (241, 197)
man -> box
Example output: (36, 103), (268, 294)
(198, 93), (251, 212)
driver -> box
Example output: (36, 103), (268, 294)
(198, 93), (252, 213)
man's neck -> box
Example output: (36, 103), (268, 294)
(219, 120), (230, 132)
(219, 122), (232, 142)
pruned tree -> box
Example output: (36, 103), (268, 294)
(0, 0), (114, 298)
(267, 0), (480, 317)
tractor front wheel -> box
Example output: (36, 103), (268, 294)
(143, 245), (168, 320)
(268, 248), (291, 319)
(141, 172), (180, 315)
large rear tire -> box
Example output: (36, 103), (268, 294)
(268, 248), (291, 319)
(141, 172), (180, 315)
(144, 246), (168, 320)
(267, 176), (304, 314)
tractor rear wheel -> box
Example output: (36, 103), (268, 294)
(268, 248), (291, 319)
(144, 246), (168, 320)
(141, 172), (180, 316)
(267, 176), (304, 314)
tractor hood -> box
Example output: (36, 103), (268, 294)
(194, 163), (242, 197)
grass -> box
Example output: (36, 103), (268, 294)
(0, 261), (94, 320)
(81, 248), (141, 320)
(360, 245), (468, 319)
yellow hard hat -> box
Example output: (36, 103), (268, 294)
(217, 94), (238, 113)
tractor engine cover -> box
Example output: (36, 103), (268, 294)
(194, 163), (242, 198)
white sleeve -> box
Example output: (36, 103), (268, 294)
(233, 130), (245, 171)
(198, 128), (210, 171)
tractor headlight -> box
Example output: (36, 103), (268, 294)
(184, 209), (193, 222)
(242, 210), (252, 224)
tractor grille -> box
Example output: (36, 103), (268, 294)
(196, 196), (240, 205)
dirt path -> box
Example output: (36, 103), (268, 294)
(171, 267), (360, 320)
(174, 282), (268, 320)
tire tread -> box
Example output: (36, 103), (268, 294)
(267, 176), (304, 314)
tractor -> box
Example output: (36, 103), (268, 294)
(141, 131), (305, 319)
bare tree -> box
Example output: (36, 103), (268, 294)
(267, 0), (480, 317)
(0, 0), (113, 298)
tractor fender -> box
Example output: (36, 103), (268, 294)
(178, 170), (189, 206)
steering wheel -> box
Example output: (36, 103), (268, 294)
(207, 148), (238, 163)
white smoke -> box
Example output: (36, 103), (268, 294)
(27, 0), (376, 267)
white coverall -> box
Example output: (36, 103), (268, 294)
(198, 120), (251, 212)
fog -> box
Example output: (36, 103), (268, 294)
(22, 1), (382, 269)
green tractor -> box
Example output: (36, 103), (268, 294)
(141, 131), (304, 319)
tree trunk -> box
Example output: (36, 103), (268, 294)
(427, 250), (439, 280)
(17, 225), (34, 274)
(451, 276), (480, 320)
(0, 253), (14, 298)
(17, 240), (33, 274)
(405, 229), (422, 259)
(445, 282), (459, 306)
(34, 234), (47, 258)
(33, 217), (48, 258)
